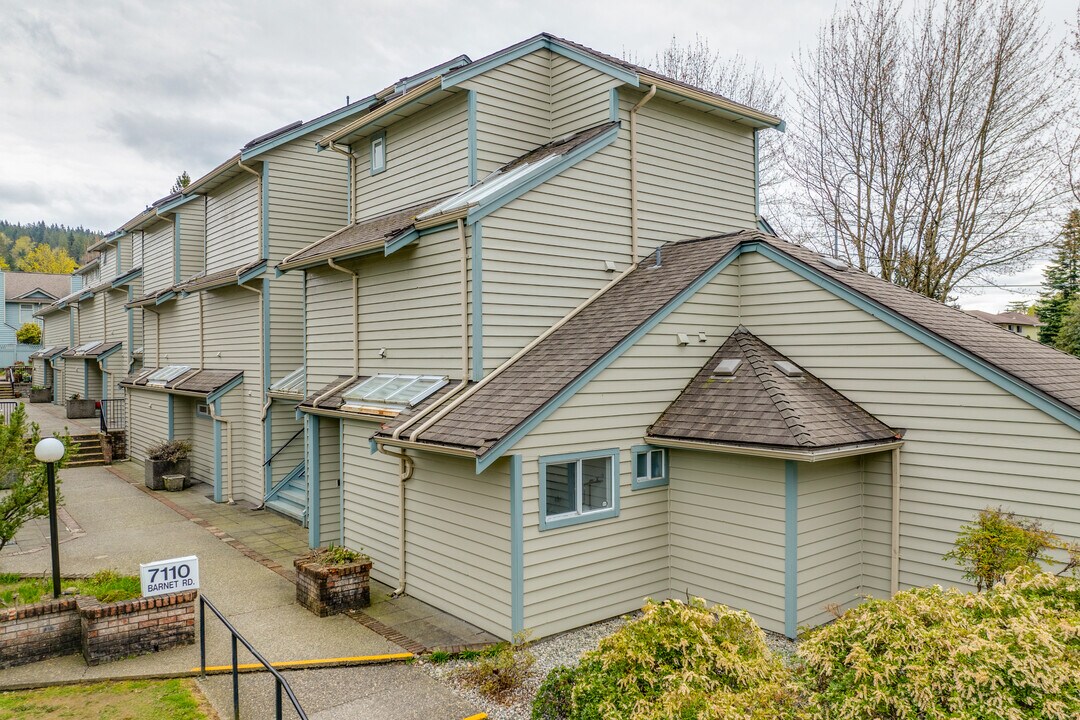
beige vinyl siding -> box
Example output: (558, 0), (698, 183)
(737, 251), (1080, 590)
(216, 388), (247, 502)
(353, 92), (470, 222)
(668, 452), (787, 633)
(64, 357), (83, 400)
(632, 92), (757, 249)
(407, 454), (511, 638)
(797, 457), (865, 627)
(86, 363), (103, 399)
(78, 296), (104, 342)
(318, 417), (340, 545)
(142, 221), (175, 294)
(264, 128), (349, 262)
(511, 267), (740, 637)
(205, 173), (260, 274)
(202, 288), (262, 503)
(152, 297), (201, 368)
(32, 359), (45, 387)
(549, 54), (617, 137)
(175, 198), (206, 281)
(304, 267), (353, 390)
(479, 141), (632, 372)
(860, 454), (894, 597)
(190, 400), (215, 485)
(99, 248), (116, 283)
(131, 231), (144, 269)
(305, 226), (463, 383)
(342, 419), (400, 586)
(268, 273), (303, 387)
(270, 399), (305, 488)
(117, 234), (131, 273)
(42, 314), (68, 347)
(464, 48), (553, 175)
(172, 395), (192, 444)
(127, 389), (170, 462)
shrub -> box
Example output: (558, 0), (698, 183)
(0, 406), (69, 553)
(16, 322), (41, 345)
(944, 507), (1080, 590)
(532, 599), (801, 720)
(797, 568), (1080, 720)
(146, 439), (192, 463)
(456, 632), (535, 702)
(313, 543), (367, 565)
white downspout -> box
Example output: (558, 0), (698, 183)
(377, 443), (414, 597)
(629, 85), (657, 264)
(890, 446), (901, 595)
(198, 292), (205, 369)
(209, 402), (235, 505)
(392, 218), (470, 441)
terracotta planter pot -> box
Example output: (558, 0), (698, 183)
(144, 458), (191, 490)
(294, 554), (372, 616)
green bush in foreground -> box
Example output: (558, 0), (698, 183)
(797, 568), (1080, 720)
(532, 598), (802, 720)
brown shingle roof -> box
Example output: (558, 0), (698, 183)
(968, 309), (1041, 327)
(176, 259), (266, 293)
(4, 272), (71, 303)
(648, 327), (899, 450)
(29, 346), (66, 360)
(120, 367), (243, 397)
(301, 375), (465, 428)
(62, 341), (122, 358)
(280, 199), (446, 269)
(386, 232), (747, 453)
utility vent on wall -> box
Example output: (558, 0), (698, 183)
(773, 361), (803, 377)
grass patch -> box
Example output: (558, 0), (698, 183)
(0, 679), (217, 719)
(0, 570), (140, 606)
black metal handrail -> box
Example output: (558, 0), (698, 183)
(98, 398), (125, 433)
(263, 427), (304, 468)
(199, 594), (307, 720)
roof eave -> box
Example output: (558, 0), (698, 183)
(319, 77), (448, 147)
(644, 436), (905, 461)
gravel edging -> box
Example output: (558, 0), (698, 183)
(422, 616), (800, 720)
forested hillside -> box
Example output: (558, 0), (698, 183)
(0, 220), (103, 268)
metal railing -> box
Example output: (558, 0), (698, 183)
(0, 400), (19, 424)
(263, 427), (304, 468)
(199, 594), (308, 720)
(98, 398), (126, 433)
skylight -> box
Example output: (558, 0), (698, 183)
(146, 365), (192, 387)
(416, 155), (561, 220)
(712, 359), (742, 377)
(773, 361), (804, 378)
(269, 367), (306, 396)
(342, 374), (448, 415)
(74, 340), (101, 355)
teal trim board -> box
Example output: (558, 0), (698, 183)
(509, 454), (524, 635)
(476, 243), (747, 472)
(630, 444), (668, 490)
(127, 286), (134, 370)
(173, 214), (182, 283)
(785, 460), (798, 639)
(167, 395), (175, 440)
(752, 243), (1080, 434)
(339, 420), (345, 545)
(467, 90), (477, 185)
(241, 97), (379, 161)
(470, 221), (483, 381)
(301, 271), (308, 398)
(609, 87), (619, 122)
(261, 162), (270, 259)
(212, 399), (223, 503)
(443, 36), (639, 89)
(753, 128), (760, 218)
(308, 414), (321, 547)
(155, 192), (201, 215)
(262, 277), (272, 495)
(207, 374), (244, 404)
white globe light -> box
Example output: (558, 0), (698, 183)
(35, 437), (66, 463)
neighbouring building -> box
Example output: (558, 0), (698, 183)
(0, 270), (72, 367)
(967, 309), (1042, 341)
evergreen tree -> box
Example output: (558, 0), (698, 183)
(171, 171), (191, 194)
(1055, 297), (1080, 357)
(1036, 210), (1080, 345)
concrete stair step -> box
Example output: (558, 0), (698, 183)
(264, 496), (305, 522)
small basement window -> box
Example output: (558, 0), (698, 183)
(540, 449), (620, 530)
(146, 365), (191, 387)
(341, 374), (447, 416)
(632, 445), (667, 490)
(196, 403), (211, 419)
(370, 132), (386, 175)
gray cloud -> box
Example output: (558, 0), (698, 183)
(105, 111), (250, 168)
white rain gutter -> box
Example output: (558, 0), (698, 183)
(629, 85), (657, 264)
(645, 437), (905, 462)
(397, 263), (638, 446)
(376, 442), (414, 597)
(391, 218), (470, 441)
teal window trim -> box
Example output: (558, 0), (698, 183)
(509, 454), (524, 634)
(784, 460), (798, 639)
(370, 131), (386, 175)
(196, 402), (211, 420)
(630, 444), (668, 490)
(538, 448), (620, 531)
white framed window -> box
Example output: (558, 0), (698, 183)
(539, 449), (620, 530)
(370, 131), (386, 175)
(196, 403), (211, 419)
(631, 445), (668, 490)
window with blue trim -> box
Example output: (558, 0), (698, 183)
(540, 449), (619, 530)
(631, 446), (668, 489)
(370, 132), (386, 175)
(196, 403), (211, 420)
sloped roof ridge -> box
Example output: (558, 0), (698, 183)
(735, 328), (814, 447)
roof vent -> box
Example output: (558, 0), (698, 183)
(652, 246), (661, 268)
(713, 359), (741, 376)
(773, 360), (803, 377)
(821, 256), (848, 271)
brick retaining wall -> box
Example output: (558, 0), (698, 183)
(0, 589), (196, 669)
(295, 557), (371, 617)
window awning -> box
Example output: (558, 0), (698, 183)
(268, 367), (305, 399)
(121, 367), (243, 400)
(61, 341), (123, 359)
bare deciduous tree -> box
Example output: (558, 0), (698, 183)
(788, 0), (1067, 302)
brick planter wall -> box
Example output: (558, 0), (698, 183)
(78, 590), (197, 665)
(0, 598), (80, 669)
(107, 430), (127, 461)
(294, 556), (372, 617)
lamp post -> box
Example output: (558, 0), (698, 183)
(34, 437), (66, 599)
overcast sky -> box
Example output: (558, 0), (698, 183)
(0, 0), (1075, 310)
